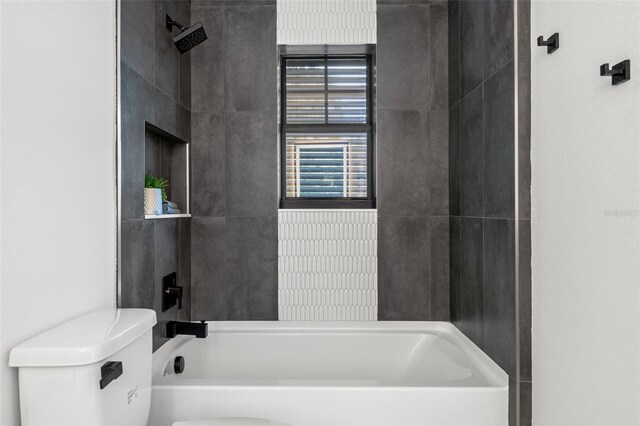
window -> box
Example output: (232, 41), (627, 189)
(280, 54), (375, 208)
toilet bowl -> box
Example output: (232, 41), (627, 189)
(9, 309), (289, 426)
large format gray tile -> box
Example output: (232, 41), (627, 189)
(520, 381), (532, 426)
(518, 53), (531, 220)
(429, 4), (448, 110)
(459, 86), (483, 217)
(484, 62), (515, 219)
(484, 0), (514, 78)
(145, 131), (162, 178)
(448, 0), (461, 106)
(519, 219), (532, 381)
(191, 217), (227, 320)
(509, 377), (516, 426)
(153, 219), (180, 350)
(154, 219), (180, 302)
(193, 0), (275, 6)
(224, 5), (277, 112)
(376, 4), (430, 111)
(226, 217), (278, 320)
(179, 50), (191, 110)
(154, 135), (188, 210)
(428, 110), (449, 216)
(460, 0), (484, 97)
(449, 103), (461, 216)
(155, 0), (180, 101)
(225, 111), (277, 217)
(459, 218), (484, 347)
(154, 87), (179, 135)
(121, 0), (155, 83)
(121, 63), (155, 220)
(378, 0), (446, 4)
(517, 0), (531, 59)
(378, 216), (431, 320)
(177, 0), (192, 109)
(449, 217), (461, 328)
(191, 113), (225, 217)
(178, 218), (192, 323)
(178, 104), (191, 141)
(191, 6), (225, 114)
(377, 110), (429, 217)
(430, 217), (450, 320)
(120, 220), (155, 310)
(483, 218), (516, 377)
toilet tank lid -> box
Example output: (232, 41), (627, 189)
(9, 309), (157, 367)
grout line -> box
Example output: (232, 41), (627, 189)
(116, 0), (122, 309)
(456, 216), (518, 221)
(456, 58), (515, 108)
(514, 0), (521, 425)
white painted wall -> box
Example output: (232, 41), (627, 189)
(531, 1), (640, 424)
(0, 1), (117, 424)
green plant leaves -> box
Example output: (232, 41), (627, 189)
(144, 170), (169, 191)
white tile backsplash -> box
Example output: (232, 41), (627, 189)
(277, 0), (376, 45)
(278, 210), (377, 320)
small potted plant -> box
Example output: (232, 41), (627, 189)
(144, 170), (168, 215)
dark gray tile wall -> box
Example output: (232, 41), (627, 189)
(517, 1), (532, 424)
(120, 0), (192, 351)
(377, 1), (450, 321)
(459, 217), (484, 346)
(191, 217), (227, 320)
(483, 218), (516, 377)
(226, 217), (278, 319)
(484, 63), (515, 218)
(459, 86), (483, 217)
(449, 0), (531, 424)
(190, 0), (278, 320)
(378, 216), (432, 320)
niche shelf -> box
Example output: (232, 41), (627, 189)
(144, 214), (191, 219)
(143, 121), (190, 220)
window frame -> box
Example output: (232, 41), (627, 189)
(279, 53), (376, 209)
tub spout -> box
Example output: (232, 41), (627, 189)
(166, 320), (208, 338)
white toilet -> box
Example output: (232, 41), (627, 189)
(9, 309), (288, 426)
(174, 421), (286, 426)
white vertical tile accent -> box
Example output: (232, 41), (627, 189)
(277, 0), (376, 45)
(278, 210), (377, 320)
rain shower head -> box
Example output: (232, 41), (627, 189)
(165, 14), (208, 54)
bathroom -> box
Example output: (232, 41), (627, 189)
(0, 0), (638, 425)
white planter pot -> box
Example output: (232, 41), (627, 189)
(144, 188), (163, 215)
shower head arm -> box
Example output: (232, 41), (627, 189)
(165, 14), (186, 33)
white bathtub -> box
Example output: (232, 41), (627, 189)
(148, 322), (508, 426)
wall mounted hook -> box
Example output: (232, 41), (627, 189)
(537, 33), (559, 54)
(600, 59), (630, 85)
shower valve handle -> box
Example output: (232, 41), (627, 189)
(166, 286), (183, 309)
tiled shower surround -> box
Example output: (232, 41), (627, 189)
(189, 0), (278, 321)
(119, 0), (532, 423)
(377, 0), (450, 321)
(448, 0), (531, 424)
(120, 0), (192, 351)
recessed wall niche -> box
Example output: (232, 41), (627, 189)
(144, 121), (190, 219)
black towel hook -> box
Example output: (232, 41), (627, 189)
(600, 60), (631, 85)
(537, 33), (559, 54)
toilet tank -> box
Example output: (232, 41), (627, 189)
(9, 309), (157, 426)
